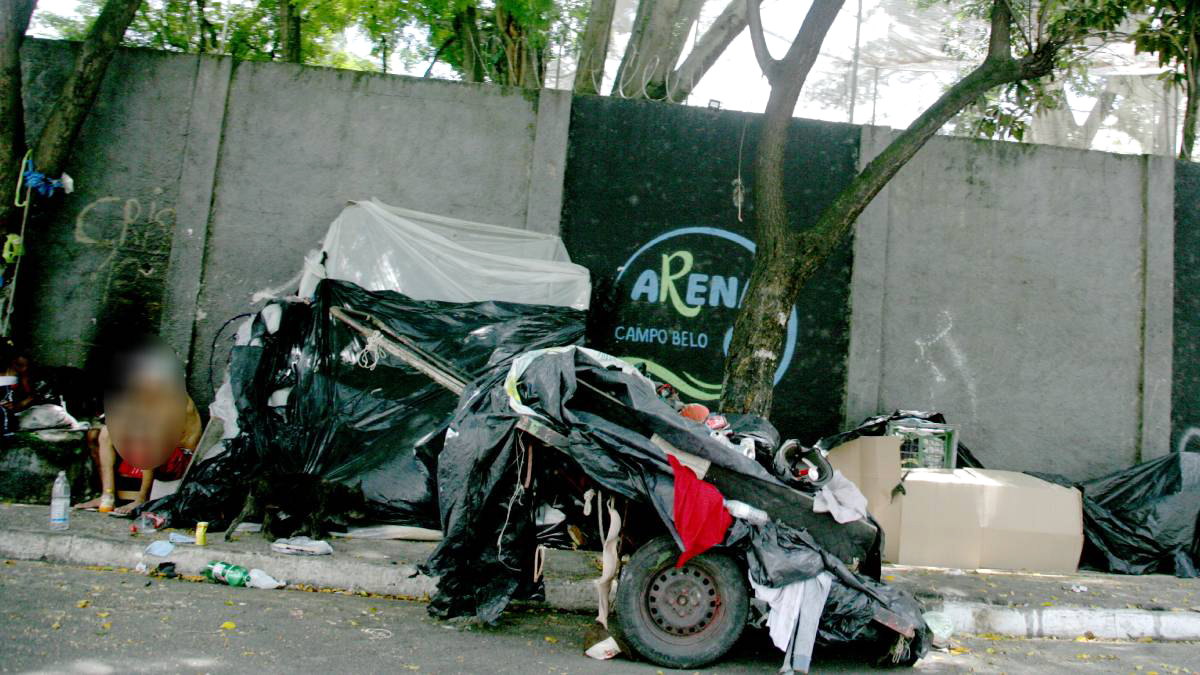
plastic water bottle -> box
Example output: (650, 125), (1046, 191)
(49, 471), (69, 530)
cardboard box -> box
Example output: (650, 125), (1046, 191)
(827, 436), (904, 562)
(896, 468), (1083, 574)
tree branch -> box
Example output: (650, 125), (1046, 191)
(667, 0), (763, 101)
(987, 0), (1013, 63)
(424, 35), (455, 77)
(746, 0), (778, 81)
(33, 0), (143, 177)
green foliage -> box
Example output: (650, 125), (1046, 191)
(34, 0), (588, 82)
(935, 0), (1146, 141)
(1133, 0), (1198, 87)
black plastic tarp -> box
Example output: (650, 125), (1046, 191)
(422, 346), (927, 659)
(1031, 451), (1200, 577)
(143, 279), (585, 530)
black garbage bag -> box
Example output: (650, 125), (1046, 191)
(1030, 451), (1200, 577)
(815, 410), (983, 469)
(818, 576), (930, 664)
(144, 279), (585, 531)
(138, 436), (259, 530)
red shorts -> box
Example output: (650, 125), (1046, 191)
(118, 446), (193, 482)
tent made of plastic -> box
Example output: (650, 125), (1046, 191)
(298, 199), (592, 309)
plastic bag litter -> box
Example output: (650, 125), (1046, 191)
(248, 569), (286, 589)
(1030, 452), (1200, 577)
(271, 536), (333, 556)
(144, 540), (174, 557)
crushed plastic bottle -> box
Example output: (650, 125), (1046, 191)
(49, 471), (69, 530)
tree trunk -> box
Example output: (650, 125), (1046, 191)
(720, 0), (1054, 416)
(1181, 59), (1197, 161)
(31, 0), (142, 178)
(719, 0), (844, 416)
(0, 0), (36, 233)
(665, 0), (762, 102)
(453, 7), (486, 83)
(278, 0), (301, 63)
(573, 0), (617, 95)
(612, 0), (703, 100)
(195, 0), (217, 53)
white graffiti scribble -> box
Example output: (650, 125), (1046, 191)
(914, 310), (979, 417)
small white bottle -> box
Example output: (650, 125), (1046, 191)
(49, 471), (69, 531)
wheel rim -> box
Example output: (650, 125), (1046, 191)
(645, 563), (722, 638)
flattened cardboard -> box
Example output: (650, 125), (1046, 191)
(897, 468), (1083, 574)
(828, 437), (904, 562)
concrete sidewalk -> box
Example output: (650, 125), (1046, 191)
(2, 504), (1198, 641)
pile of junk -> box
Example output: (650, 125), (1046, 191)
(138, 199), (935, 671)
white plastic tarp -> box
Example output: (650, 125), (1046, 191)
(298, 199), (591, 309)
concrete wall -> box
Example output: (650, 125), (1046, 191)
(845, 128), (1175, 478)
(18, 40), (1182, 477)
(20, 41), (569, 407)
(20, 41), (198, 369)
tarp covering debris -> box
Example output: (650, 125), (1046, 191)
(421, 346), (928, 661)
(142, 279), (585, 530)
(1032, 451), (1200, 577)
(297, 199), (592, 309)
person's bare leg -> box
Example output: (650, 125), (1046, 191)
(76, 426), (116, 509)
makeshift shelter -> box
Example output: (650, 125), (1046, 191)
(297, 199), (591, 309)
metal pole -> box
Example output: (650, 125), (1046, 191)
(870, 66), (880, 126)
(847, 0), (863, 124)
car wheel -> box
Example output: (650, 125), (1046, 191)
(611, 535), (749, 669)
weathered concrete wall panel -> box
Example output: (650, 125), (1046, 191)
(189, 63), (548, 404)
(847, 131), (1161, 478)
(20, 41), (197, 369)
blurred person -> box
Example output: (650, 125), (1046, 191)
(75, 337), (201, 514)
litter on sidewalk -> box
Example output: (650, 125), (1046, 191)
(271, 536), (333, 556)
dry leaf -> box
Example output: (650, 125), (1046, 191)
(76, 600), (90, 609)
(544, 636), (558, 644)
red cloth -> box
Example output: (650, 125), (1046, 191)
(668, 454), (733, 568)
(118, 445), (193, 482)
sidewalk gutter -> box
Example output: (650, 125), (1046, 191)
(2, 511), (1197, 641)
(0, 527), (598, 613)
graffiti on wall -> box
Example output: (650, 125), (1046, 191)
(71, 187), (175, 327)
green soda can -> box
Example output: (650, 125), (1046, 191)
(204, 560), (250, 587)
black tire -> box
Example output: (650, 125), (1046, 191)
(610, 536), (749, 669)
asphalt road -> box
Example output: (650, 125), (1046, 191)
(2, 560), (1199, 674)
